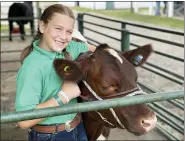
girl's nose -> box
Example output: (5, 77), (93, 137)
(59, 31), (67, 40)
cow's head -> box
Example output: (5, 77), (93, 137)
(53, 43), (157, 135)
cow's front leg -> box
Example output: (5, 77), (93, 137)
(30, 20), (34, 36)
(19, 23), (25, 40)
(9, 21), (13, 41)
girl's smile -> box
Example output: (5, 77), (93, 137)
(39, 13), (74, 52)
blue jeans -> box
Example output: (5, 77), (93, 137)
(155, 2), (161, 16)
(28, 122), (88, 141)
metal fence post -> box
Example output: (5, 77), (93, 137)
(38, 8), (42, 18)
(121, 23), (130, 51)
(36, 2), (42, 18)
(77, 13), (84, 35)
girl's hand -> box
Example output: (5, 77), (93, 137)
(61, 81), (81, 101)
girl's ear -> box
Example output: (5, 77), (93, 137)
(39, 21), (45, 34)
(53, 59), (83, 83)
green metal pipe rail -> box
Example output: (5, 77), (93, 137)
(1, 50), (23, 53)
(79, 13), (184, 36)
(78, 15), (184, 48)
(1, 60), (21, 63)
(1, 17), (38, 21)
(1, 34), (36, 38)
(156, 125), (179, 140)
(148, 104), (184, 134)
(138, 81), (184, 112)
(168, 100), (184, 110)
(152, 102), (184, 123)
(131, 43), (184, 62)
(154, 112), (184, 134)
(145, 62), (184, 80)
(1, 70), (18, 73)
(129, 31), (184, 47)
(84, 26), (121, 42)
(174, 99), (184, 105)
(1, 90), (184, 124)
(141, 65), (183, 85)
(138, 81), (184, 111)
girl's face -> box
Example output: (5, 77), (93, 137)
(39, 13), (74, 52)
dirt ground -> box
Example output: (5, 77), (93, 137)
(1, 11), (184, 140)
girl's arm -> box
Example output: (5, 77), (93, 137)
(17, 97), (61, 129)
(18, 81), (80, 129)
(72, 29), (96, 52)
(87, 44), (96, 52)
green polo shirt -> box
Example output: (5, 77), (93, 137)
(15, 40), (88, 125)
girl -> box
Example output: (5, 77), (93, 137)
(16, 4), (95, 141)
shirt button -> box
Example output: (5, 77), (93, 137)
(56, 53), (60, 58)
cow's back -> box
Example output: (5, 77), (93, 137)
(8, 3), (24, 17)
(8, 3), (33, 24)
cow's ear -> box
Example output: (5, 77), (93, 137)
(122, 44), (153, 67)
(53, 59), (83, 82)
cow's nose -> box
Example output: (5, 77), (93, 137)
(141, 115), (157, 132)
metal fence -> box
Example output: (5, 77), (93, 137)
(1, 91), (183, 123)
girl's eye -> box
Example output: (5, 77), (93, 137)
(56, 28), (62, 30)
(67, 31), (72, 35)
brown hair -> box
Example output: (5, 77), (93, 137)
(20, 4), (75, 63)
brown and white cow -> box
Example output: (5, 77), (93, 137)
(53, 43), (157, 140)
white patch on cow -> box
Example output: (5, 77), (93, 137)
(97, 134), (106, 140)
(107, 49), (123, 64)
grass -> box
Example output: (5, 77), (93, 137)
(1, 24), (30, 33)
(71, 7), (184, 30)
(1, 24), (9, 32)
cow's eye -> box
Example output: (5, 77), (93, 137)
(64, 66), (71, 72)
(102, 85), (118, 92)
(101, 85), (111, 90)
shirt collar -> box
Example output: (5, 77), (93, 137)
(33, 40), (58, 60)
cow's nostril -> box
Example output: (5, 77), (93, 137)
(140, 115), (157, 132)
(141, 120), (151, 128)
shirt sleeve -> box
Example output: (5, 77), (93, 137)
(15, 68), (42, 112)
(66, 40), (88, 60)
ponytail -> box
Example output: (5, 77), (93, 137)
(63, 49), (72, 60)
(20, 28), (42, 64)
